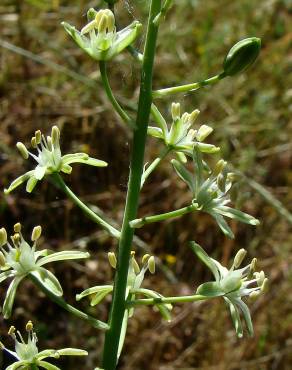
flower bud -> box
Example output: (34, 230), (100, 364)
(171, 102), (181, 121)
(233, 248), (247, 268)
(223, 37), (261, 76)
(108, 252), (117, 269)
(148, 256), (155, 274)
(31, 225), (42, 241)
(0, 228), (7, 246)
(16, 142), (29, 160)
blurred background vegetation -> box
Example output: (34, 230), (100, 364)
(0, 0), (291, 369)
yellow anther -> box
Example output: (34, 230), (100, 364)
(0, 228), (7, 246)
(148, 256), (156, 274)
(98, 14), (108, 33)
(51, 126), (60, 146)
(8, 326), (16, 336)
(16, 142), (29, 160)
(196, 125), (213, 142)
(188, 109), (200, 124)
(233, 248), (247, 268)
(0, 251), (6, 267)
(26, 320), (34, 331)
(171, 102), (181, 121)
(213, 159), (227, 176)
(14, 223), (22, 233)
(31, 136), (37, 148)
(35, 130), (42, 145)
(142, 254), (150, 264)
(31, 225), (42, 242)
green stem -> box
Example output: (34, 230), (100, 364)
(128, 292), (209, 306)
(141, 147), (170, 187)
(52, 174), (121, 239)
(153, 73), (225, 98)
(130, 202), (199, 228)
(29, 273), (109, 330)
(101, 1), (162, 369)
(99, 61), (135, 128)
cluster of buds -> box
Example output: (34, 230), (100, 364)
(4, 126), (107, 194)
(191, 242), (268, 337)
(0, 321), (87, 370)
(0, 224), (89, 318)
(62, 8), (142, 61)
(148, 103), (219, 162)
(171, 151), (259, 238)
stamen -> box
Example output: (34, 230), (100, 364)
(148, 256), (155, 274)
(108, 252), (117, 269)
(0, 228), (7, 246)
(16, 142), (29, 160)
(14, 223), (22, 233)
(31, 226), (42, 242)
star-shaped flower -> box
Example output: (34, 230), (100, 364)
(62, 8), (142, 61)
(191, 242), (268, 337)
(4, 126), (107, 194)
(0, 321), (87, 370)
(148, 103), (220, 162)
(77, 251), (172, 321)
(171, 149), (259, 238)
(0, 224), (89, 318)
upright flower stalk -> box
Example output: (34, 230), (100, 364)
(102, 2), (162, 368)
(1, 2), (266, 370)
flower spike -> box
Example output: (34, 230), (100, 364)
(4, 126), (107, 194)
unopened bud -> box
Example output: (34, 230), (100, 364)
(233, 248), (247, 268)
(171, 102), (181, 121)
(16, 142), (29, 159)
(26, 320), (34, 331)
(0, 228), (7, 246)
(223, 37), (261, 76)
(51, 126), (60, 146)
(35, 130), (42, 145)
(148, 256), (155, 274)
(31, 225), (42, 241)
(108, 252), (117, 269)
(14, 223), (21, 233)
(196, 125), (213, 142)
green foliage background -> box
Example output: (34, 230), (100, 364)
(0, 0), (291, 369)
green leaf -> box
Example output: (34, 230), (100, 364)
(37, 251), (90, 266)
(189, 242), (219, 280)
(31, 268), (63, 296)
(196, 282), (224, 297)
(3, 276), (24, 319)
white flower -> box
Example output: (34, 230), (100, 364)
(62, 8), (142, 61)
(0, 224), (89, 318)
(148, 103), (219, 162)
(4, 126), (107, 194)
(191, 242), (268, 337)
(0, 321), (87, 370)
